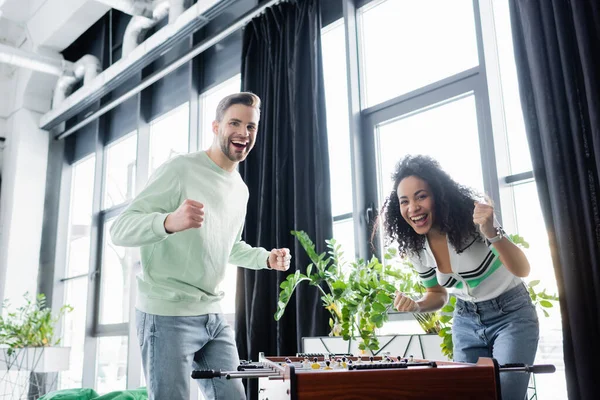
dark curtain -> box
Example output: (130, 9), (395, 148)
(235, 0), (332, 397)
(509, 1), (600, 399)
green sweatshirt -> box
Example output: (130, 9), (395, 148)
(110, 151), (270, 316)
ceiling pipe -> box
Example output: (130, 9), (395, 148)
(122, 1), (170, 58)
(0, 42), (74, 76)
(52, 55), (102, 108)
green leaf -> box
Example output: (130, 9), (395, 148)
(371, 315), (385, 328)
(443, 335), (453, 347)
(438, 327), (451, 335)
(382, 282), (397, 292)
(291, 230), (320, 264)
(368, 342), (380, 351)
(371, 302), (386, 313)
(358, 284), (370, 295)
(539, 300), (554, 308)
(528, 280), (540, 287)
(441, 305), (455, 313)
(376, 292), (393, 305)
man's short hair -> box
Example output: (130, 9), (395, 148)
(215, 92), (261, 121)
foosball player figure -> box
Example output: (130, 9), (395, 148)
(302, 357), (310, 368)
(311, 357), (321, 370)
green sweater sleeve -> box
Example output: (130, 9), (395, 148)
(228, 224), (270, 270)
(110, 161), (181, 247)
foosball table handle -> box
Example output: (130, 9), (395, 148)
(191, 369), (224, 379)
(499, 363), (556, 374)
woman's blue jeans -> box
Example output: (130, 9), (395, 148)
(453, 283), (540, 400)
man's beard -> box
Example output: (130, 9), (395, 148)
(219, 133), (249, 162)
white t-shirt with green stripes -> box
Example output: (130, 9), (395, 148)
(410, 234), (522, 302)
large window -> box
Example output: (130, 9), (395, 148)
(95, 336), (129, 393)
(375, 94), (485, 198)
(98, 219), (135, 325)
(103, 133), (138, 209)
(322, 20), (355, 262)
(94, 131), (140, 392)
(59, 156), (95, 390)
(491, 0), (532, 175)
(360, 0), (479, 107)
(149, 103), (190, 175)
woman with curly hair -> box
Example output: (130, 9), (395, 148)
(381, 154), (539, 400)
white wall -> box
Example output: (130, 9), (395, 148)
(0, 106), (49, 308)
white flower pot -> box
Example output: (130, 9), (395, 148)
(0, 347), (71, 372)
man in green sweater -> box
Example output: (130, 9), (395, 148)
(110, 92), (290, 400)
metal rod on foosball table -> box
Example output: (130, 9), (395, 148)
(224, 370), (282, 379)
(498, 364), (556, 374)
(191, 369), (282, 380)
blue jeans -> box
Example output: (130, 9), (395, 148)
(136, 310), (245, 400)
(453, 284), (539, 400)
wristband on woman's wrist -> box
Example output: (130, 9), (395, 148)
(486, 227), (504, 244)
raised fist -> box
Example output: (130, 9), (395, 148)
(164, 199), (205, 233)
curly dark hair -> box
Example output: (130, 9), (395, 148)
(381, 155), (481, 257)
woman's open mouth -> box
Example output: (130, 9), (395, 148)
(410, 214), (429, 228)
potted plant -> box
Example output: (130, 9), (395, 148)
(276, 230), (405, 352)
(276, 231), (559, 359)
(0, 292), (73, 372)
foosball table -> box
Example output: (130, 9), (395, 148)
(192, 352), (556, 399)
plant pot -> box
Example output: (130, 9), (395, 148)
(0, 347), (71, 372)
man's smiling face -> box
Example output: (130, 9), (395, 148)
(214, 104), (259, 163)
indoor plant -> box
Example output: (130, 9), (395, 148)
(275, 230), (402, 352)
(0, 292), (73, 371)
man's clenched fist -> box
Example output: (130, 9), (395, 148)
(268, 248), (291, 271)
(164, 199), (205, 233)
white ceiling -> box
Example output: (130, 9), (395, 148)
(0, 0), (115, 176)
